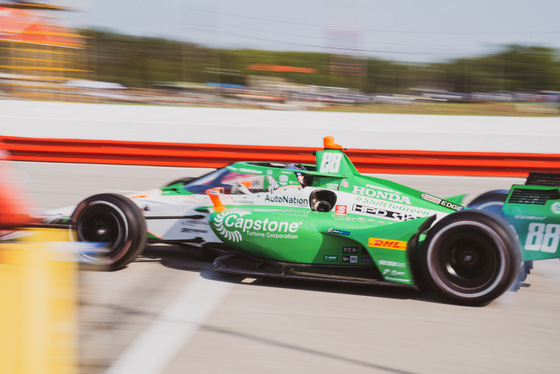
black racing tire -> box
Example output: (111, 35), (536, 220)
(467, 190), (509, 220)
(71, 193), (147, 271)
(468, 189), (533, 289)
(421, 210), (521, 306)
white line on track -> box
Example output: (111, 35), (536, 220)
(105, 276), (233, 374)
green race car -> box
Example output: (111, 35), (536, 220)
(57, 136), (559, 306)
(204, 137), (560, 306)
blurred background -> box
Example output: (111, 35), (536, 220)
(0, 0), (558, 115)
(2, 2), (560, 374)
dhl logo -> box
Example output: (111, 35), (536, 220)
(368, 238), (407, 250)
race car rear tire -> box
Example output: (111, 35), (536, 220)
(468, 189), (533, 288)
(72, 193), (146, 271)
(421, 210), (521, 306)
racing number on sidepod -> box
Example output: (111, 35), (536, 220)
(320, 153), (343, 173)
(525, 223), (560, 253)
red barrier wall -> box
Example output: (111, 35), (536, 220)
(1, 135), (557, 177)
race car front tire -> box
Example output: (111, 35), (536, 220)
(71, 193), (146, 271)
(421, 210), (521, 306)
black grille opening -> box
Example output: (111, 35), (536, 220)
(509, 188), (560, 205)
(526, 173), (560, 187)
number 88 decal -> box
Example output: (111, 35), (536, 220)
(525, 223), (560, 253)
(319, 153), (343, 173)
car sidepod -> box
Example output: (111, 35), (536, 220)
(209, 205), (436, 287)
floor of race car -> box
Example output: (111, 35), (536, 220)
(213, 253), (415, 288)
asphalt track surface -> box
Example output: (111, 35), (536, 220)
(13, 161), (560, 374)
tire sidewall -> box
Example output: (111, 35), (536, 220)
(421, 210), (521, 306)
(72, 193), (146, 270)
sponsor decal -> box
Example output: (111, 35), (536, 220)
(513, 215), (546, 221)
(421, 193), (441, 204)
(365, 184), (396, 193)
(239, 168), (263, 174)
(180, 228), (207, 234)
(368, 238), (407, 251)
(264, 195), (309, 206)
(353, 186), (411, 205)
(341, 179), (350, 188)
(213, 211), (302, 242)
(343, 247), (358, 254)
(552, 202), (560, 215)
(342, 255), (358, 263)
(379, 260), (406, 268)
(352, 204), (418, 222)
(421, 193), (463, 211)
(326, 183), (340, 190)
(279, 175), (289, 186)
(335, 205), (347, 216)
(182, 219), (207, 226)
(324, 255), (338, 262)
(361, 256), (374, 264)
(328, 228), (350, 236)
(354, 196), (433, 217)
(384, 276), (411, 283)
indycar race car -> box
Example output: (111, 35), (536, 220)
(45, 137), (560, 306)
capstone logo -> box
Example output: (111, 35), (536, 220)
(352, 186), (411, 205)
(213, 211), (302, 242)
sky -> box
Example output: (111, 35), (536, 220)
(60, 0), (560, 63)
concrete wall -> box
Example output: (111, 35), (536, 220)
(1, 99), (558, 153)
